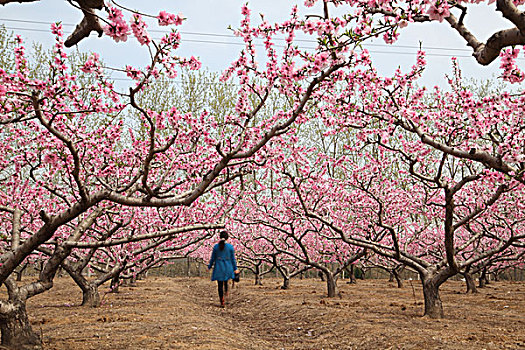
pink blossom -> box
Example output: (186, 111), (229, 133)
(182, 56), (202, 70)
(241, 4), (251, 16)
(104, 21), (130, 43)
(131, 14), (151, 46)
(51, 22), (63, 36)
(157, 11), (184, 26)
(383, 30), (399, 44)
(161, 31), (181, 46)
(427, 3), (450, 22)
(499, 48), (525, 83)
(304, 0), (317, 7)
(125, 65), (142, 80)
(43, 153), (60, 166)
(104, 7), (130, 42)
(80, 53), (100, 74)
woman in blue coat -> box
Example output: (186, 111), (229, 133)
(208, 230), (238, 307)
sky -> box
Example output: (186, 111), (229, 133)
(0, 0), (517, 89)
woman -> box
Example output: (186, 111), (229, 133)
(208, 230), (239, 307)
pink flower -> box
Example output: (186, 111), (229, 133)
(157, 11), (184, 26)
(104, 21), (130, 42)
(131, 14), (151, 45)
(183, 56), (201, 70)
(43, 153), (59, 166)
(80, 53), (100, 74)
(427, 3), (450, 22)
(161, 31), (181, 46)
(304, 0), (317, 7)
(51, 22), (63, 36)
(104, 7), (130, 42)
(241, 4), (251, 16)
(383, 30), (400, 44)
(499, 48), (525, 83)
(125, 65), (142, 80)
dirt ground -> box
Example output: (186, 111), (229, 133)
(18, 276), (525, 350)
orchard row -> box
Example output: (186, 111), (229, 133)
(0, 1), (524, 349)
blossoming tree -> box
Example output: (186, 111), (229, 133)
(0, 1), (376, 347)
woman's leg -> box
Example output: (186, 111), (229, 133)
(224, 279), (229, 297)
(217, 281), (224, 299)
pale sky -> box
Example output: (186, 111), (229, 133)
(0, 0), (516, 88)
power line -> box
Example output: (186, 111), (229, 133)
(1, 24), (479, 59)
(0, 17), (475, 53)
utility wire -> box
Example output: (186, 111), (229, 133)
(0, 17), (475, 53)
(1, 24), (477, 59)
(2, 18), (524, 62)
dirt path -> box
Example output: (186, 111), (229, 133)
(15, 276), (525, 349)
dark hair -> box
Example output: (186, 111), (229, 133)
(219, 230), (228, 251)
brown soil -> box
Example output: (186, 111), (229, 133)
(18, 276), (525, 349)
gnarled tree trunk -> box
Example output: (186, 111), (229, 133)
(463, 272), (478, 294)
(110, 273), (120, 293)
(479, 267), (488, 288)
(281, 276), (290, 290)
(346, 265), (356, 284)
(254, 265), (263, 285)
(422, 278), (444, 318)
(325, 272), (338, 298)
(393, 269), (403, 288)
(81, 284), (101, 307)
(0, 300), (41, 350)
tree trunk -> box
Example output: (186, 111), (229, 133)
(281, 276), (290, 290)
(15, 270), (23, 282)
(463, 272), (478, 294)
(130, 275), (137, 286)
(422, 279), (444, 318)
(479, 268), (488, 288)
(110, 274), (120, 293)
(325, 273), (338, 298)
(393, 270), (403, 288)
(318, 270), (325, 282)
(254, 265), (262, 285)
(347, 265), (356, 284)
(81, 284), (101, 307)
(15, 263), (28, 282)
(0, 301), (41, 349)
(388, 271), (394, 282)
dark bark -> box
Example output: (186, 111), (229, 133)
(81, 284), (101, 307)
(281, 277), (290, 290)
(318, 270), (325, 282)
(393, 269), (403, 288)
(463, 272), (478, 294)
(479, 267), (488, 288)
(422, 278), (444, 318)
(346, 265), (356, 284)
(254, 273), (262, 286)
(325, 272), (338, 298)
(254, 265), (262, 285)
(15, 262), (28, 282)
(110, 273), (120, 293)
(0, 300), (41, 349)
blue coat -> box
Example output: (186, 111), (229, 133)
(208, 242), (237, 281)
